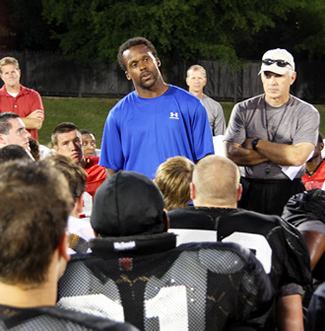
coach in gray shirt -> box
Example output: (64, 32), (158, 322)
(225, 48), (319, 215)
(186, 64), (226, 136)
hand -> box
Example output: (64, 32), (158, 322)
(242, 138), (255, 150)
(26, 109), (44, 121)
(23, 109), (44, 129)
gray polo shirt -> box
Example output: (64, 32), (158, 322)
(201, 95), (226, 136)
(225, 94), (320, 179)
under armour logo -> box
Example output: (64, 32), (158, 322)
(169, 112), (179, 120)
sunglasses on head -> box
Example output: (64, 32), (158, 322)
(262, 59), (292, 68)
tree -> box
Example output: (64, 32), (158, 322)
(240, 0), (325, 61)
(1, 0), (58, 51)
(39, 0), (325, 63)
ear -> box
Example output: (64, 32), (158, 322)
(0, 133), (7, 145)
(190, 182), (196, 200)
(185, 76), (190, 87)
(75, 196), (84, 215)
(58, 232), (70, 263)
(290, 71), (297, 85)
(237, 183), (243, 202)
(125, 71), (131, 80)
(203, 77), (207, 88)
(156, 58), (161, 67)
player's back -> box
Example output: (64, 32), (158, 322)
(58, 233), (272, 331)
(169, 207), (311, 293)
(0, 305), (136, 331)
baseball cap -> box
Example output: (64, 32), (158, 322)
(259, 48), (295, 75)
(91, 171), (165, 237)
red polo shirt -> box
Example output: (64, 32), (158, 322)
(302, 160), (325, 190)
(84, 156), (107, 197)
(0, 85), (44, 140)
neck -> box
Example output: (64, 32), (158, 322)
(189, 90), (204, 99)
(70, 209), (80, 218)
(194, 199), (237, 209)
(306, 155), (323, 174)
(265, 94), (290, 107)
(0, 280), (56, 308)
(5, 84), (20, 94)
(0, 252), (61, 308)
(136, 78), (168, 98)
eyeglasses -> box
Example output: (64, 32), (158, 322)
(262, 59), (292, 68)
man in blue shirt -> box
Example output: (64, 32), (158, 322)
(100, 37), (214, 178)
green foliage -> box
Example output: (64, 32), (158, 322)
(3, 0), (57, 50)
(243, 0), (325, 60)
(41, 0), (325, 65)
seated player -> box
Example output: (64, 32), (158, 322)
(51, 122), (106, 197)
(81, 129), (100, 157)
(57, 171), (273, 331)
(282, 189), (325, 282)
(302, 134), (325, 190)
(0, 112), (34, 159)
(154, 156), (194, 211)
(42, 154), (95, 254)
(168, 155), (312, 331)
(0, 160), (136, 331)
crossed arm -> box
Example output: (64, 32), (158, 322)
(22, 109), (45, 130)
(225, 139), (314, 167)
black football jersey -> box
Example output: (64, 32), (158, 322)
(282, 189), (325, 228)
(0, 304), (136, 330)
(168, 207), (312, 294)
(58, 233), (272, 331)
(282, 190), (325, 281)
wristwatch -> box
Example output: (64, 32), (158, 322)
(252, 138), (260, 151)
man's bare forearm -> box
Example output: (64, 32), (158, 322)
(225, 142), (268, 166)
(22, 117), (43, 130)
(255, 140), (314, 166)
(277, 294), (304, 331)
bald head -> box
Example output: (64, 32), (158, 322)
(192, 155), (241, 207)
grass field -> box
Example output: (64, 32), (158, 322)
(40, 96), (325, 147)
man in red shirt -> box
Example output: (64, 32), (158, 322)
(302, 134), (325, 190)
(0, 57), (44, 140)
(51, 122), (106, 197)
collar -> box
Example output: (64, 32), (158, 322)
(83, 156), (99, 168)
(0, 85), (29, 97)
(194, 206), (237, 214)
(89, 232), (177, 257)
(263, 93), (292, 109)
(0, 304), (50, 328)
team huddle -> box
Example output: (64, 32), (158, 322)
(0, 36), (323, 331)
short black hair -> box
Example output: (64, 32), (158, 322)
(117, 36), (158, 71)
(0, 145), (30, 163)
(80, 129), (95, 137)
(51, 122), (80, 146)
(0, 112), (19, 135)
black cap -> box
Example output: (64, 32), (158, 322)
(91, 171), (165, 236)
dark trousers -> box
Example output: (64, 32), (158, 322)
(238, 177), (305, 216)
